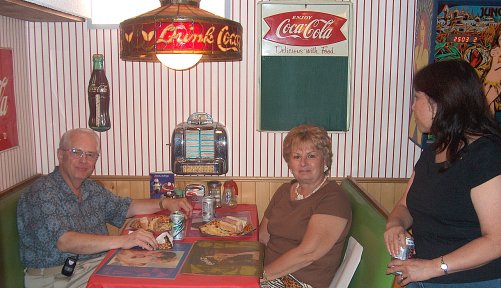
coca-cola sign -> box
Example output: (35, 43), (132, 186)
(263, 11), (347, 46)
(120, 20), (242, 63)
(0, 49), (19, 151)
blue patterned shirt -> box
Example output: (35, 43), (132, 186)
(17, 167), (132, 268)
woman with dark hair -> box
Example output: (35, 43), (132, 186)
(384, 60), (501, 288)
(259, 124), (352, 288)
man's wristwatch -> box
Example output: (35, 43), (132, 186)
(440, 256), (448, 275)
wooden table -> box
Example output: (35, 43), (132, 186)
(86, 204), (261, 288)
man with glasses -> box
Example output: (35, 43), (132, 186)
(17, 128), (193, 288)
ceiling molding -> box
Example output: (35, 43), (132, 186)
(0, 0), (85, 22)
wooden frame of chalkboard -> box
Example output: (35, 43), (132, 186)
(257, 1), (353, 132)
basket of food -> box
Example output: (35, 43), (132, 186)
(125, 215), (174, 250)
(199, 216), (255, 237)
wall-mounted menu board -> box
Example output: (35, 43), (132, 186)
(257, 1), (352, 131)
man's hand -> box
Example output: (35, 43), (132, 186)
(160, 197), (193, 217)
(121, 229), (158, 250)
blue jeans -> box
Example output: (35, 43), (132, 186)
(407, 279), (500, 288)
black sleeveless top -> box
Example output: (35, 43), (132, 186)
(407, 136), (501, 283)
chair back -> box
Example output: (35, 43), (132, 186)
(329, 236), (363, 288)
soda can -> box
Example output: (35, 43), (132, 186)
(392, 237), (415, 275)
(170, 211), (185, 240)
(202, 195), (216, 222)
(394, 237), (415, 260)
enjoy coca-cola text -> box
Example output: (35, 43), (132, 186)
(276, 19), (334, 40)
(264, 11), (347, 46)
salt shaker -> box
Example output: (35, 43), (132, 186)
(207, 181), (222, 208)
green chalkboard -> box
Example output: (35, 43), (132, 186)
(259, 56), (349, 131)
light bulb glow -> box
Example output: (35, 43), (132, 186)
(156, 54), (203, 70)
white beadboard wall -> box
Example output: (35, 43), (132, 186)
(0, 0), (421, 191)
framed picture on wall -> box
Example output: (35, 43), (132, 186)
(0, 48), (19, 152)
(410, 0), (501, 148)
(257, 1), (352, 132)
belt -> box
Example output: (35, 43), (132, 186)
(25, 265), (63, 276)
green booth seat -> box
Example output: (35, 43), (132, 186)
(0, 188), (24, 288)
(340, 177), (395, 288)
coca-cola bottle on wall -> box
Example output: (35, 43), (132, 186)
(88, 54), (111, 132)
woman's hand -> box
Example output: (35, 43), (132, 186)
(385, 172), (415, 257)
(259, 217), (270, 246)
(384, 225), (411, 257)
(386, 258), (440, 286)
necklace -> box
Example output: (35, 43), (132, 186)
(295, 176), (328, 200)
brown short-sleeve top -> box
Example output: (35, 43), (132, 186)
(264, 180), (352, 287)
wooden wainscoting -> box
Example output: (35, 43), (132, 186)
(91, 176), (409, 235)
(92, 176), (290, 231)
(353, 178), (409, 214)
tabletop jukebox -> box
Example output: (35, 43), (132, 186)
(171, 113), (228, 175)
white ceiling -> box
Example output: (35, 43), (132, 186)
(23, 0), (91, 18)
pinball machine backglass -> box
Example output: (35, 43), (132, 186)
(411, 0), (501, 147)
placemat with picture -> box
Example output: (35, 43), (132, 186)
(95, 242), (192, 279)
(181, 240), (264, 277)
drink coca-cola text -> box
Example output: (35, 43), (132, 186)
(154, 23), (241, 53)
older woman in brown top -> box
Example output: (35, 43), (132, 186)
(259, 124), (352, 288)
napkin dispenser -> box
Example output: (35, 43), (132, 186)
(171, 112), (228, 175)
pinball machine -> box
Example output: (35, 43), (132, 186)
(411, 0), (501, 147)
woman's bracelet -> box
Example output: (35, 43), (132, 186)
(159, 199), (165, 210)
(262, 269), (268, 281)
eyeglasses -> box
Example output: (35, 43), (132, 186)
(62, 148), (99, 161)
